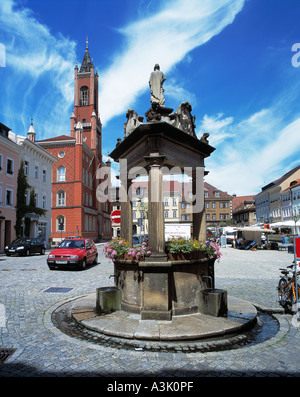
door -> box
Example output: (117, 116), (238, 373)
(4, 221), (11, 246)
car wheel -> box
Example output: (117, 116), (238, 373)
(81, 258), (86, 270)
(40, 247), (45, 255)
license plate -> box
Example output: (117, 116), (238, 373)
(9, 249), (15, 252)
(55, 260), (66, 264)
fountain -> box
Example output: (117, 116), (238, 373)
(71, 65), (258, 343)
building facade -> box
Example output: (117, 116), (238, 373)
(232, 197), (256, 226)
(37, 42), (111, 244)
(204, 182), (233, 227)
(0, 122), (21, 252)
(255, 166), (300, 224)
(9, 123), (57, 247)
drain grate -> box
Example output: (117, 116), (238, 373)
(0, 348), (16, 363)
(44, 287), (73, 293)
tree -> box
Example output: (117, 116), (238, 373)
(15, 161), (30, 237)
(15, 161), (47, 237)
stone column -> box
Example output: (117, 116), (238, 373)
(119, 168), (133, 244)
(192, 168), (206, 242)
(145, 154), (167, 261)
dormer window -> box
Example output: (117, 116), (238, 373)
(80, 86), (89, 106)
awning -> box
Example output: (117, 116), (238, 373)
(270, 220), (300, 228)
(25, 213), (40, 220)
(234, 226), (275, 233)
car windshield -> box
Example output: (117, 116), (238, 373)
(58, 240), (85, 249)
(12, 238), (31, 244)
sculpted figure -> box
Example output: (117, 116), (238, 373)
(123, 108), (143, 137)
(149, 64), (166, 106)
(170, 102), (196, 137)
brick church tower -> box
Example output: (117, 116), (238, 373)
(38, 41), (112, 244)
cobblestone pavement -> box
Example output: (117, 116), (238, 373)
(0, 244), (300, 379)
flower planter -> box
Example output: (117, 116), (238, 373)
(167, 251), (207, 261)
(167, 253), (190, 261)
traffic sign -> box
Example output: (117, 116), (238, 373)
(111, 210), (121, 224)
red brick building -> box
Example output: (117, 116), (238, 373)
(38, 42), (111, 244)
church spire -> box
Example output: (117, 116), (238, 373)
(79, 37), (93, 73)
(27, 118), (36, 142)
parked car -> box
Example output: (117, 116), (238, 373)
(47, 238), (98, 270)
(5, 237), (46, 256)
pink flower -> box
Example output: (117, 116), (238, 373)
(119, 240), (124, 244)
(147, 251), (151, 255)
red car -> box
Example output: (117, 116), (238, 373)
(47, 238), (98, 270)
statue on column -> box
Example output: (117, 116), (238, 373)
(149, 64), (166, 106)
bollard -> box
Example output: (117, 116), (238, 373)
(96, 287), (121, 315)
(197, 288), (227, 317)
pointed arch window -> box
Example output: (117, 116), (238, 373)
(57, 166), (66, 182)
(80, 86), (89, 106)
(57, 190), (66, 206)
(57, 215), (65, 232)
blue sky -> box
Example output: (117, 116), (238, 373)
(1, 0), (300, 196)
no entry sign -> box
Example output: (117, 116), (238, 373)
(111, 210), (121, 224)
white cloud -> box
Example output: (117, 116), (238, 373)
(204, 107), (300, 195)
(99, 0), (245, 125)
(0, 0), (76, 136)
(197, 113), (234, 146)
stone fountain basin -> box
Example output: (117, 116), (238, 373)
(71, 293), (257, 342)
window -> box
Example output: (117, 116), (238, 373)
(206, 202), (209, 209)
(0, 186), (2, 204)
(164, 211), (169, 218)
(24, 161), (29, 175)
(57, 190), (65, 206)
(6, 158), (14, 175)
(57, 166), (66, 182)
(57, 215), (65, 232)
(0, 154), (2, 171)
(80, 86), (89, 106)
(34, 165), (39, 179)
(34, 193), (38, 207)
(173, 210), (177, 218)
(215, 191), (220, 197)
(42, 195), (46, 210)
(42, 169), (46, 182)
(5, 189), (13, 206)
(212, 202), (216, 208)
